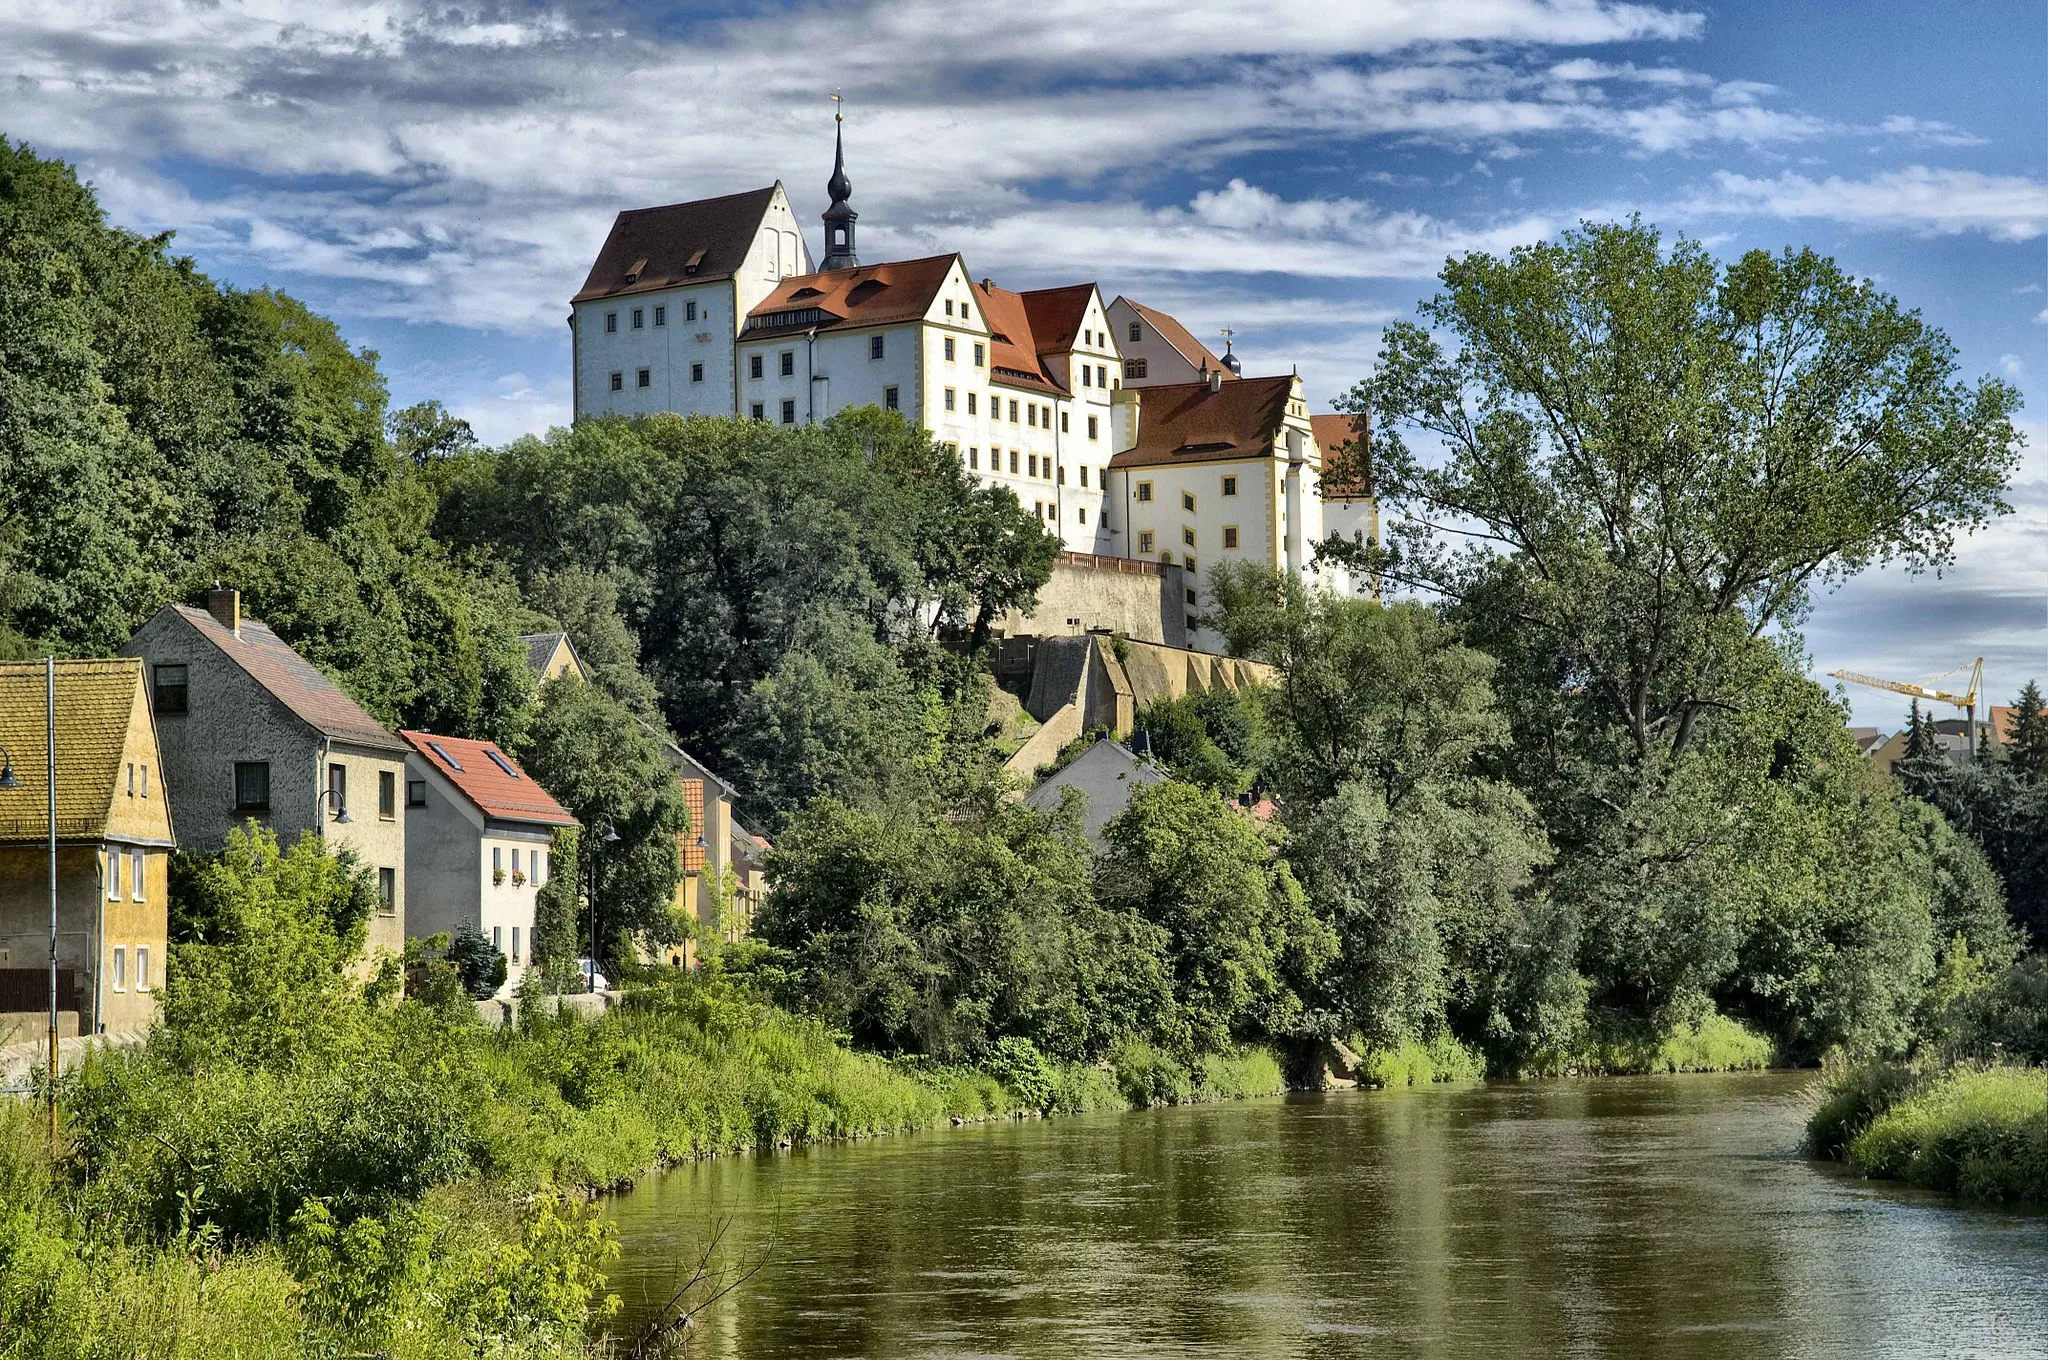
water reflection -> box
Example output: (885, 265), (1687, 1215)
(603, 1073), (2048, 1358)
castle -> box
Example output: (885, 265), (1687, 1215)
(568, 113), (1376, 633)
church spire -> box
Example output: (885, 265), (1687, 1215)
(821, 93), (859, 271)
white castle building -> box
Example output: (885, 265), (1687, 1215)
(568, 119), (1373, 610)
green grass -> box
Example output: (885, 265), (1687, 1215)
(1354, 1035), (1487, 1087)
(1520, 1012), (1776, 1078)
(1842, 1065), (2048, 1201)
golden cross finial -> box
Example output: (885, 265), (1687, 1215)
(831, 90), (843, 123)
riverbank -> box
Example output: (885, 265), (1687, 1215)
(1808, 1061), (2048, 1202)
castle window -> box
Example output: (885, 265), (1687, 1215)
(1061, 412), (1069, 433)
(1027, 405), (1037, 428)
(691, 362), (704, 383)
(1223, 525), (1239, 549)
(870, 335), (886, 361)
(944, 388), (956, 411)
(969, 447), (979, 469)
(609, 371), (623, 392)
(1097, 365), (1107, 387)
(973, 343), (985, 367)
(632, 308), (644, 329)
(1124, 359), (1148, 380)
(1129, 321), (1141, 341)
(1081, 365), (1092, 388)
(780, 351), (795, 377)
(1183, 527), (1196, 547)
(945, 300), (954, 317)
(1138, 531), (1154, 554)
(749, 354), (763, 379)
(1009, 450), (1019, 474)
(1136, 481), (1152, 502)
(654, 305), (666, 326)
(686, 300), (697, 322)
(781, 399), (797, 424)
(1009, 400), (1020, 423)
(637, 368), (651, 388)
(1035, 501), (1044, 518)
(1183, 491), (1196, 512)
(967, 393), (977, 415)
(1028, 454), (1038, 478)
(1057, 464), (1066, 485)
(606, 312), (618, 333)
(1080, 465), (1090, 488)
(1087, 415), (1099, 440)
(1187, 587), (1198, 605)
(1078, 506), (1088, 524)
(1184, 555), (1196, 573)
(750, 402), (765, 420)
(945, 337), (956, 360)
(1222, 475), (1238, 496)
(884, 386), (899, 410)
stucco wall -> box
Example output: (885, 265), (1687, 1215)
(577, 280), (739, 420)
(0, 844), (165, 1037)
(1001, 554), (1189, 647)
(402, 756), (551, 997)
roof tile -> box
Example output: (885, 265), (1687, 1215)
(1110, 376), (1299, 470)
(169, 606), (406, 752)
(743, 254), (959, 340)
(0, 659), (144, 843)
(574, 186), (780, 304)
(401, 731), (578, 827)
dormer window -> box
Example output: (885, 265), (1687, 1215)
(624, 256), (647, 284)
(683, 247), (707, 275)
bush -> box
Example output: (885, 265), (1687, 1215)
(1806, 1060), (1917, 1161)
(1847, 1066), (2048, 1201)
(1356, 1034), (1486, 1087)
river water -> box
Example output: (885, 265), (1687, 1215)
(602, 1072), (2048, 1358)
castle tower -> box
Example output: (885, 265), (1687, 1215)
(821, 96), (859, 271)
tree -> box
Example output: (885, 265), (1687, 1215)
(2008, 680), (2048, 778)
(1340, 218), (2021, 769)
(516, 676), (687, 967)
(389, 399), (477, 465)
(444, 923), (509, 1000)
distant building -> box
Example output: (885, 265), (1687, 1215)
(399, 731), (576, 998)
(637, 721), (748, 967)
(1868, 717), (1995, 774)
(1105, 296), (1237, 388)
(1310, 412), (1378, 600)
(0, 658), (173, 1041)
(520, 632), (589, 690)
(1848, 725), (1885, 757)
(1025, 736), (1169, 847)
(120, 589), (410, 958)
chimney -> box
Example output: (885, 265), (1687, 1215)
(1206, 366), (1223, 394)
(206, 586), (241, 637)
(1111, 386), (1141, 453)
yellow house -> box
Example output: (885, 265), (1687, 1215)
(521, 633), (590, 690)
(0, 659), (174, 1042)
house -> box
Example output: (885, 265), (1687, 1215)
(399, 731), (575, 998)
(1108, 371), (1328, 629)
(120, 589), (411, 957)
(1310, 412), (1379, 600)
(637, 720), (748, 967)
(521, 632), (590, 689)
(1025, 736), (1169, 847)
(0, 659), (173, 1041)
(1867, 717), (1995, 774)
(1104, 296), (1238, 389)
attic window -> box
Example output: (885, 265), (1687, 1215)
(846, 279), (888, 307)
(684, 247), (708, 275)
(624, 256), (648, 284)
(485, 750), (522, 780)
(427, 741), (464, 772)
(790, 286), (824, 300)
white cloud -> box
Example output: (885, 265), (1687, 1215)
(1876, 114), (1987, 147)
(1690, 168), (2048, 241)
(2002, 354), (2026, 377)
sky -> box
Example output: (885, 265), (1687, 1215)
(2, 0), (2045, 729)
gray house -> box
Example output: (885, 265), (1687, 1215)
(120, 589), (412, 958)
(1025, 737), (1169, 847)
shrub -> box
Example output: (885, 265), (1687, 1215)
(1848, 1066), (2048, 1200)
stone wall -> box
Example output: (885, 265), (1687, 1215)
(1001, 552), (1189, 648)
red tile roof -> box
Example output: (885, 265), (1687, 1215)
(400, 731), (578, 827)
(1109, 375), (1298, 469)
(1310, 412), (1372, 500)
(573, 186), (780, 303)
(1018, 283), (1097, 357)
(972, 280), (1065, 396)
(168, 605), (406, 752)
(1124, 299), (1235, 377)
(743, 253), (959, 340)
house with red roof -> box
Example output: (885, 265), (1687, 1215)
(399, 730), (576, 997)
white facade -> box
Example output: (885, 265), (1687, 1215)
(1105, 296), (1230, 388)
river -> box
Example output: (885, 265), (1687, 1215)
(602, 1072), (2048, 1357)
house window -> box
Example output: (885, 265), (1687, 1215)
(749, 354), (763, 380)
(512, 926), (521, 961)
(1009, 450), (1019, 474)
(1125, 359), (1148, 379)
(1081, 365), (1092, 388)
(1138, 531), (1155, 554)
(141, 765), (149, 798)
(1129, 320), (1142, 341)
(750, 402), (765, 420)
(605, 312), (618, 333)
(1136, 481), (1153, 502)
(234, 761), (270, 812)
(969, 447), (979, 469)
(1184, 527), (1197, 547)
(1223, 525), (1240, 549)
(407, 779), (426, 807)
(944, 387), (956, 411)
(653, 304), (666, 326)
(536, 854), (547, 885)
(781, 398), (797, 424)
(378, 868), (396, 915)
(1222, 475), (1238, 496)
(379, 770), (396, 820)
(494, 846), (502, 877)
(870, 335), (885, 360)
(609, 372), (623, 392)
(1027, 405), (1037, 428)
(967, 392), (978, 415)
(152, 664), (187, 713)
(1087, 415), (1099, 440)
(513, 848), (523, 877)
(131, 848), (144, 901)
(973, 343), (985, 367)
(1183, 491), (1196, 512)
(636, 368), (651, 388)
(127, 762), (135, 797)
(112, 947), (125, 992)
(105, 848), (121, 900)
(691, 362), (704, 383)
(631, 308), (643, 329)
(328, 763), (347, 820)
(780, 350), (795, 377)
(1009, 400), (1019, 423)
(135, 946), (149, 992)
(686, 300), (698, 322)
(1061, 411), (1069, 433)
(944, 336), (956, 360)
(1078, 507), (1088, 524)
(884, 386), (899, 410)
(493, 925), (503, 952)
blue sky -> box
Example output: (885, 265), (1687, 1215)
(3, 0), (2044, 727)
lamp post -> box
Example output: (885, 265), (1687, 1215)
(42, 658), (56, 1148)
(585, 824), (620, 992)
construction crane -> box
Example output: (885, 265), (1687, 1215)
(1828, 657), (1985, 750)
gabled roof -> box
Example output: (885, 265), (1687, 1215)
(1026, 737), (1169, 846)
(973, 280), (1065, 395)
(0, 659), (156, 844)
(400, 731), (577, 828)
(1117, 298), (1235, 377)
(742, 253), (960, 341)
(519, 632), (588, 682)
(574, 186), (780, 304)
(1310, 412), (1372, 500)
(1110, 375), (1299, 469)
(633, 716), (742, 800)
(1018, 283), (1097, 358)
(162, 605), (406, 753)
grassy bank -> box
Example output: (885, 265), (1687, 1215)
(1808, 1062), (2048, 1202)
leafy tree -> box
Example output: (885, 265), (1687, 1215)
(516, 676), (686, 968)
(1094, 781), (1336, 1054)
(1135, 688), (1262, 794)
(2008, 680), (2048, 778)
(389, 399), (477, 465)
(444, 924), (509, 1000)
(529, 826), (583, 988)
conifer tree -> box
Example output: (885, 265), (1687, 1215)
(1903, 700), (1937, 763)
(2007, 680), (2048, 779)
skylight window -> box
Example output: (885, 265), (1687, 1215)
(486, 750), (522, 779)
(427, 741), (464, 772)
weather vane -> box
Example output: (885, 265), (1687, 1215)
(831, 90), (843, 123)
(1220, 326), (1234, 346)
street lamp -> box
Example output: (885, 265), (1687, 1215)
(585, 824), (620, 993)
(0, 743), (20, 790)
